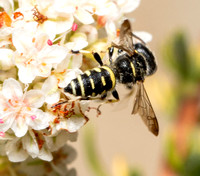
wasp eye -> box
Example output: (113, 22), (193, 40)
(118, 49), (123, 54)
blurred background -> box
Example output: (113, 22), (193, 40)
(71, 0), (200, 176)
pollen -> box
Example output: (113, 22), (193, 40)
(27, 107), (31, 111)
(0, 12), (12, 28)
(42, 62), (46, 66)
(116, 29), (120, 37)
(13, 12), (24, 20)
(32, 37), (36, 43)
(3, 108), (8, 111)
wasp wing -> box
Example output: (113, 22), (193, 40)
(132, 82), (159, 136)
(112, 19), (135, 56)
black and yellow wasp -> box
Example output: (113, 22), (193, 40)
(64, 19), (159, 136)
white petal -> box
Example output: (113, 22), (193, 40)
(6, 138), (29, 162)
(41, 15), (74, 35)
(72, 40), (88, 51)
(118, 0), (141, 13)
(39, 45), (68, 64)
(55, 56), (71, 72)
(105, 20), (116, 41)
(37, 63), (52, 78)
(0, 112), (15, 132)
(75, 8), (94, 24)
(2, 78), (23, 100)
(24, 90), (45, 108)
(66, 117), (86, 133)
(22, 130), (39, 158)
(11, 115), (28, 137)
(12, 24), (37, 53)
(26, 109), (50, 130)
(71, 54), (83, 69)
(45, 91), (60, 104)
(38, 146), (53, 161)
(0, 27), (13, 38)
(46, 131), (78, 151)
(0, 48), (14, 70)
(17, 65), (37, 84)
(34, 33), (49, 52)
(133, 31), (152, 43)
(42, 76), (60, 104)
(59, 68), (82, 88)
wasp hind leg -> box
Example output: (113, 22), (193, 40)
(96, 89), (120, 116)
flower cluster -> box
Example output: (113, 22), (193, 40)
(0, 0), (144, 173)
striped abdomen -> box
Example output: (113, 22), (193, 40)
(64, 66), (116, 97)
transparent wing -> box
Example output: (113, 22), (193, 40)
(132, 82), (159, 136)
(112, 19), (135, 56)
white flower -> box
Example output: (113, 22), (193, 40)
(0, 78), (50, 137)
(6, 137), (29, 162)
(0, 48), (14, 70)
(14, 144), (77, 176)
(50, 99), (89, 135)
(12, 24), (68, 83)
(4, 128), (77, 162)
(16, 0), (74, 36)
(53, 0), (94, 25)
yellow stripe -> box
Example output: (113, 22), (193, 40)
(101, 66), (116, 89)
(71, 81), (76, 95)
(85, 70), (91, 76)
(130, 62), (136, 76)
(101, 76), (106, 86)
(90, 78), (95, 89)
(93, 68), (101, 72)
(77, 75), (85, 97)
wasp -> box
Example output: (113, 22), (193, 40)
(64, 19), (159, 136)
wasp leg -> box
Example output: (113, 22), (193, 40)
(92, 52), (103, 66)
(101, 92), (107, 99)
(108, 47), (114, 64)
(51, 100), (69, 108)
(96, 99), (119, 116)
(112, 89), (119, 100)
(96, 89), (120, 116)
